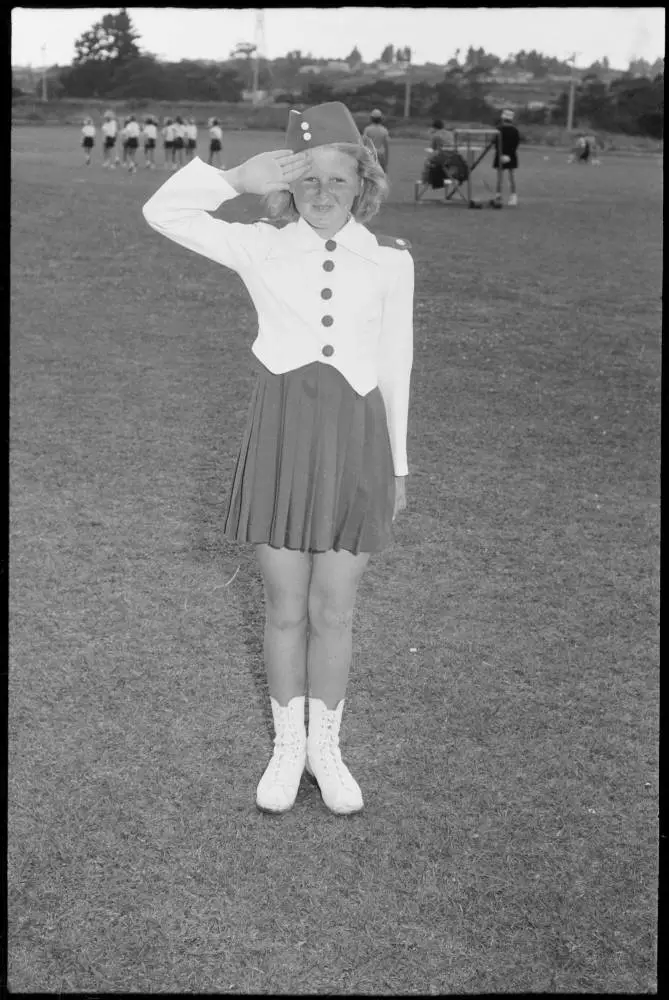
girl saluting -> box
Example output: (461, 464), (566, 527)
(142, 102), (414, 817)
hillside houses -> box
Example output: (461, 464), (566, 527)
(482, 68), (535, 84)
(298, 59), (412, 78)
(298, 60), (353, 75)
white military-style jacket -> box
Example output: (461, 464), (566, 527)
(142, 157), (414, 476)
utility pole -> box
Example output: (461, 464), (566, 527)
(253, 9), (266, 104)
(566, 51), (579, 132)
(403, 48), (412, 119)
(41, 44), (48, 102)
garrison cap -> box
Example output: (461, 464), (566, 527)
(285, 101), (363, 151)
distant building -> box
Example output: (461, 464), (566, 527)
(298, 60), (351, 75)
(377, 64), (407, 78)
(483, 68), (535, 84)
(241, 89), (270, 102)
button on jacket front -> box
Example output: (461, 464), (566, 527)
(142, 156), (414, 476)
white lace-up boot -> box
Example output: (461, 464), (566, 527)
(306, 698), (364, 815)
(256, 695), (306, 813)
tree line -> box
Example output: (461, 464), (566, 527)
(13, 8), (664, 138)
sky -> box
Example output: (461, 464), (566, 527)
(11, 6), (665, 70)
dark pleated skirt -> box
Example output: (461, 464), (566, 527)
(422, 153), (447, 188)
(223, 357), (395, 554)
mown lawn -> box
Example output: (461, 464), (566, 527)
(9, 126), (660, 993)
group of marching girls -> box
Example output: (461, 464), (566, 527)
(81, 111), (225, 171)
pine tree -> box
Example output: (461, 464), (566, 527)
(73, 7), (141, 64)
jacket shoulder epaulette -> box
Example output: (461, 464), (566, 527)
(375, 233), (412, 251)
(257, 217), (290, 229)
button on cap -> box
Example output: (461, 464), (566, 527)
(321, 288), (332, 299)
(325, 239), (337, 252)
(321, 315), (334, 327)
(322, 344), (335, 357)
(323, 260), (335, 272)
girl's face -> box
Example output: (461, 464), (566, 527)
(292, 146), (361, 238)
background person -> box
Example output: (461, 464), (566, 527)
(414, 118), (460, 200)
(569, 134), (601, 165)
(142, 116), (158, 169)
(101, 110), (118, 169)
(162, 118), (175, 170)
(142, 101), (414, 819)
(362, 108), (390, 172)
(492, 108), (520, 206)
(121, 114), (140, 172)
(208, 117), (224, 166)
(185, 117), (198, 161)
(171, 116), (186, 170)
(81, 117), (96, 166)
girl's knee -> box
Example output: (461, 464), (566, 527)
(308, 593), (354, 632)
(265, 597), (308, 632)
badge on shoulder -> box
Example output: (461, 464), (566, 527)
(375, 233), (412, 251)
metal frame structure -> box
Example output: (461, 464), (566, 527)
(448, 129), (503, 207)
(414, 128), (503, 209)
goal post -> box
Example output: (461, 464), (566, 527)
(450, 128), (502, 206)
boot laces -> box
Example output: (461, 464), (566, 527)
(270, 728), (305, 768)
(313, 719), (355, 786)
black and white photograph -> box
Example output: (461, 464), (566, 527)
(9, 5), (661, 993)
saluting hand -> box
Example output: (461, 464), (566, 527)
(226, 149), (311, 196)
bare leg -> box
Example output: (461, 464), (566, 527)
(255, 544), (312, 706)
(307, 548), (370, 710)
(509, 169), (516, 195)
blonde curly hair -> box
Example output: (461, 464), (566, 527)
(263, 139), (390, 225)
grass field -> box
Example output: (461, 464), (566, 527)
(10, 126), (661, 993)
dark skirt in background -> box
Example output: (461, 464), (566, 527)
(492, 152), (518, 170)
(223, 358), (395, 554)
(422, 153), (448, 188)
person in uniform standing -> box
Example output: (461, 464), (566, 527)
(207, 117), (224, 167)
(142, 116), (158, 169)
(492, 108), (520, 206)
(101, 110), (118, 169)
(121, 114), (140, 173)
(171, 116), (186, 171)
(362, 108), (390, 172)
(162, 118), (175, 170)
(142, 102), (414, 817)
(185, 117), (198, 161)
(81, 117), (96, 166)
